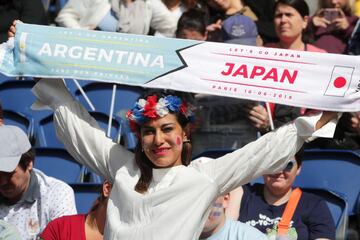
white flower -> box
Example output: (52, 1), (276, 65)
(156, 98), (169, 117)
(137, 99), (146, 108)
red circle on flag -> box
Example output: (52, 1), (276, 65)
(333, 77), (347, 88)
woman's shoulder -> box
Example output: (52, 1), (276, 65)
(306, 44), (327, 53)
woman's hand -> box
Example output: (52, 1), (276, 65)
(315, 111), (338, 130)
(7, 20), (21, 38)
(350, 112), (360, 135)
(313, 9), (331, 28)
(206, 19), (222, 32)
(245, 104), (270, 131)
(332, 9), (349, 31)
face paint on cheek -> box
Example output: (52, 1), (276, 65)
(176, 136), (182, 146)
(211, 202), (223, 217)
(211, 211), (222, 217)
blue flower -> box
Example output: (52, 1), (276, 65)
(165, 95), (182, 112)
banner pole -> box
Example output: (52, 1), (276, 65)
(265, 102), (275, 130)
(108, 84), (116, 138)
(73, 79), (95, 111)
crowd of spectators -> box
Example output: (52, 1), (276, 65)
(1, 0), (360, 239)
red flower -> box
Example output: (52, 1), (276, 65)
(143, 95), (158, 118)
(180, 102), (187, 115)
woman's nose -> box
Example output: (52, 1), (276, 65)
(154, 131), (165, 145)
(280, 14), (287, 22)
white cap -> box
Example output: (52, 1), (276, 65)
(0, 125), (31, 172)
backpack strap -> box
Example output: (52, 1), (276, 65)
(277, 187), (302, 236)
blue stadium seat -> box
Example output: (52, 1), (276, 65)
(117, 116), (137, 150)
(34, 147), (84, 183)
(3, 110), (33, 138)
(294, 149), (360, 217)
(0, 73), (15, 84)
(302, 188), (348, 240)
(84, 168), (104, 184)
(37, 114), (63, 148)
(75, 82), (144, 117)
(71, 183), (101, 214)
(37, 111), (121, 148)
(0, 80), (52, 129)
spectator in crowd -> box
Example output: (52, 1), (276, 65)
(242, 0), (278, 43)
(155, 0), (202, 36)
(175, 9), (260, 155)
(55, 0), (177, 37)
(0, 125), (77, 239)
(25, 72), (338, 239)
(0, 220), (21, 240)
(238, 147), (336, 239)
(199, 193), (267, 240)
(204, 0), (277, 44)
(246, 0), (326, 134)
(0, 0), (48, 43)
(6, 16), (338, 239)
(249, 0), (360, 148)
(176, 8), (209, 40)
(308, 0), (358, 54)
(204, 0), (258, 42)
(40, 180), (112, 240)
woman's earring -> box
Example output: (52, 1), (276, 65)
(183, 139), (191, 144)
(141, 148), (144, 152)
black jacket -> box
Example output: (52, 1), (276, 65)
(0, 0), (48, 43)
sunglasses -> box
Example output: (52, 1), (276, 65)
(283, 159), (296, 172)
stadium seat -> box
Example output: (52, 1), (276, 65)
(83, 168), (104, 184)
(75, 82), (144, 117)
(0, 80), (52, 128)
(302, 188), (348, 240)
(71, 183), (101, 214)
(117, 116), (137, 150)
(37, 114), (63, 148)
(0, 73), (14, 84)
(37, 112), (121, 148)
(34, 147), (84, 183)
(3, 110), (33, 138)
(294, 149), (360, 217)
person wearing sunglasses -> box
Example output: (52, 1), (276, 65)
(235, 147), (336, 240)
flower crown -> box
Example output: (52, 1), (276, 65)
(126, 94), (195, 132)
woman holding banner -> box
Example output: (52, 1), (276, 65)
(246, 0), (327, 133)
(9, 22), (338, 240)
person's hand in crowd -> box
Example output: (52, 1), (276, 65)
(245, 103), (270, 131)
(7, 20), (21, 38)
(312, 9), (331, 28)
(332, 9), (349, 31)
(206, 19), (222, 32)
(315, 111), (338, 130)
(350, 112), (360, 135)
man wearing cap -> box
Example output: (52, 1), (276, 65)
(0, 125), (77, 239)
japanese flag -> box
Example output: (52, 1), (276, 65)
(324, 66), (354, 97)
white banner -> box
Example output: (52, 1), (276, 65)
(0, 23), (359, 111)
